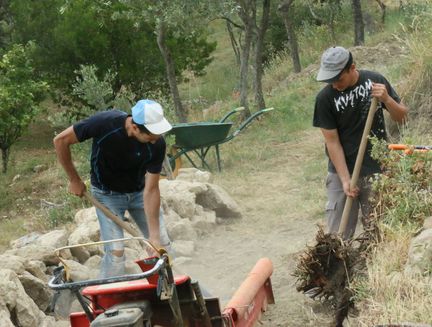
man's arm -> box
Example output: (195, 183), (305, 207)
(320, 128), (359, 198)
(53, 126), (86, 196)
(143, 172), (161, 247)
(372, 83), (408, 123)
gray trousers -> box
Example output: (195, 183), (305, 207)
(325, 172), (372, 239)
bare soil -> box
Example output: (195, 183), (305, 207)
(174, 129), (337, 326)
(173, 42), (410, 326)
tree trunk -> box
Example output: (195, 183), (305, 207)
(278, 0), (301, 73)
(1, 146), (9, 174)
(237, 0), (256, 118)
(307, 2), (323, 26)
(253, 0), (270, 111)
(156, 21), (187, 123)
(352, 0), (365, 46)
(226, 20), (241, 66)
(328, 1), (337, 43)
(375, 0), (386, 24)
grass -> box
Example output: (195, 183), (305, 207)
(0, 3), (432, 324)
(353, 229), (432, 326)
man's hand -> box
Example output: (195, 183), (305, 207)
(69, 179), (86, 197)
(342, 179), (359, 198)
(371, 82), (390, 103)
(372, 82), (408, 124)
(146, 236), (162, 257)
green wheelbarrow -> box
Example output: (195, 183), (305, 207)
(167, 107), (274, 172)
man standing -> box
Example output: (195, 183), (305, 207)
(313, 46), (408, 239)
(54, 99), (173, 277)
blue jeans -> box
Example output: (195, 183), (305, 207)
(91, 185), (172, 278)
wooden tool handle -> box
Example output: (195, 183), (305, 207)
(338, 97), (378, 235)
(84, 191), (140, 238)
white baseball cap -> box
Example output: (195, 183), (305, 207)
(131, 99), (172, 135)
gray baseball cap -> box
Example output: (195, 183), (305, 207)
(317, 46), (350, 82)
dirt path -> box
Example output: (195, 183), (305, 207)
(174, 128), (336, 326)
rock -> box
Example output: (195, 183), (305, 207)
(83, 255), (101, 271)
(10, 232), (42, 249)
(196, 183), (242, 218)
(33, 165), (46, 173)
(167, 219), (198, 241)
(424, 216), (432, 230)
(74, 207), (97, 225)
(53, 320), (70, 327)
(35, 229), (69, 249)
(124, 247), (141, 262)
(24, 260), (48, 281)
(18, 271), (53, 311)
(163, 208), (182, 225)
(0, 269), (55, 327)
(405, 228), (432, 275)
(68, 220), (100, 263)
(191, 206), (217, 235)
(125, 260), (142, 275)
(35, 230), (73, 260)
(0, 310), (14, 326)
(191, 215), (217, 235)
(60, 260), (91, 281)
(172, 241), (195, 257)
(163, 191), (197, 219)
(159, 179), (208, 196)
(0, 254), (26, 274)
(160, 179), (207, 218)
(176, 168), (213, 183)
(2, 178), (240, 325)
(5, 245), (60, 266)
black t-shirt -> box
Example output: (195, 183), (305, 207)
(73, 110), (166, 193)
(313, 70), (401, 176)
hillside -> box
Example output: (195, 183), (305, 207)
(1, 2), (432, 326)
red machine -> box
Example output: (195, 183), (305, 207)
(48, 240), (274, 327)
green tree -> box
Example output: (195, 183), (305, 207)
(219, 0), (272, 115)
(0, 0), (13, 51)
(0, 43), (48, 173)
(115, 0), (217, 122)
(9, 0), (215, 120)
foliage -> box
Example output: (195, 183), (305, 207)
(394, 4), (432, 124)
(0, 0), (13, 51)
(49, 64), (136, 126)
(369, 137), (432, 231)
(0, 42), (48, 173)
(44, 191), (83, 227)
(9, 0), (215, 100)
(72, 65), (116, 111)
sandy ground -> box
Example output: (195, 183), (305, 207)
(173, 129), (339, 326)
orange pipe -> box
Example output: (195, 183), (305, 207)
(388, 144), (409, 150)
(223, 257), (274, 321)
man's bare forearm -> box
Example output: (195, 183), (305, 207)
(53, 126), (85, 195)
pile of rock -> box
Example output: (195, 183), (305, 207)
(405, 216), (432, 275)
(0, 168), (241, 326)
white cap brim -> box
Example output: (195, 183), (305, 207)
(145, 117), (172, 135)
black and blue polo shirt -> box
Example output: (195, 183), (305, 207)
(73, 110), (166, 193)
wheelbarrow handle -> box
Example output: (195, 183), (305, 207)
(219, 106), (245, 123)
(232, 107), (274, 137)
